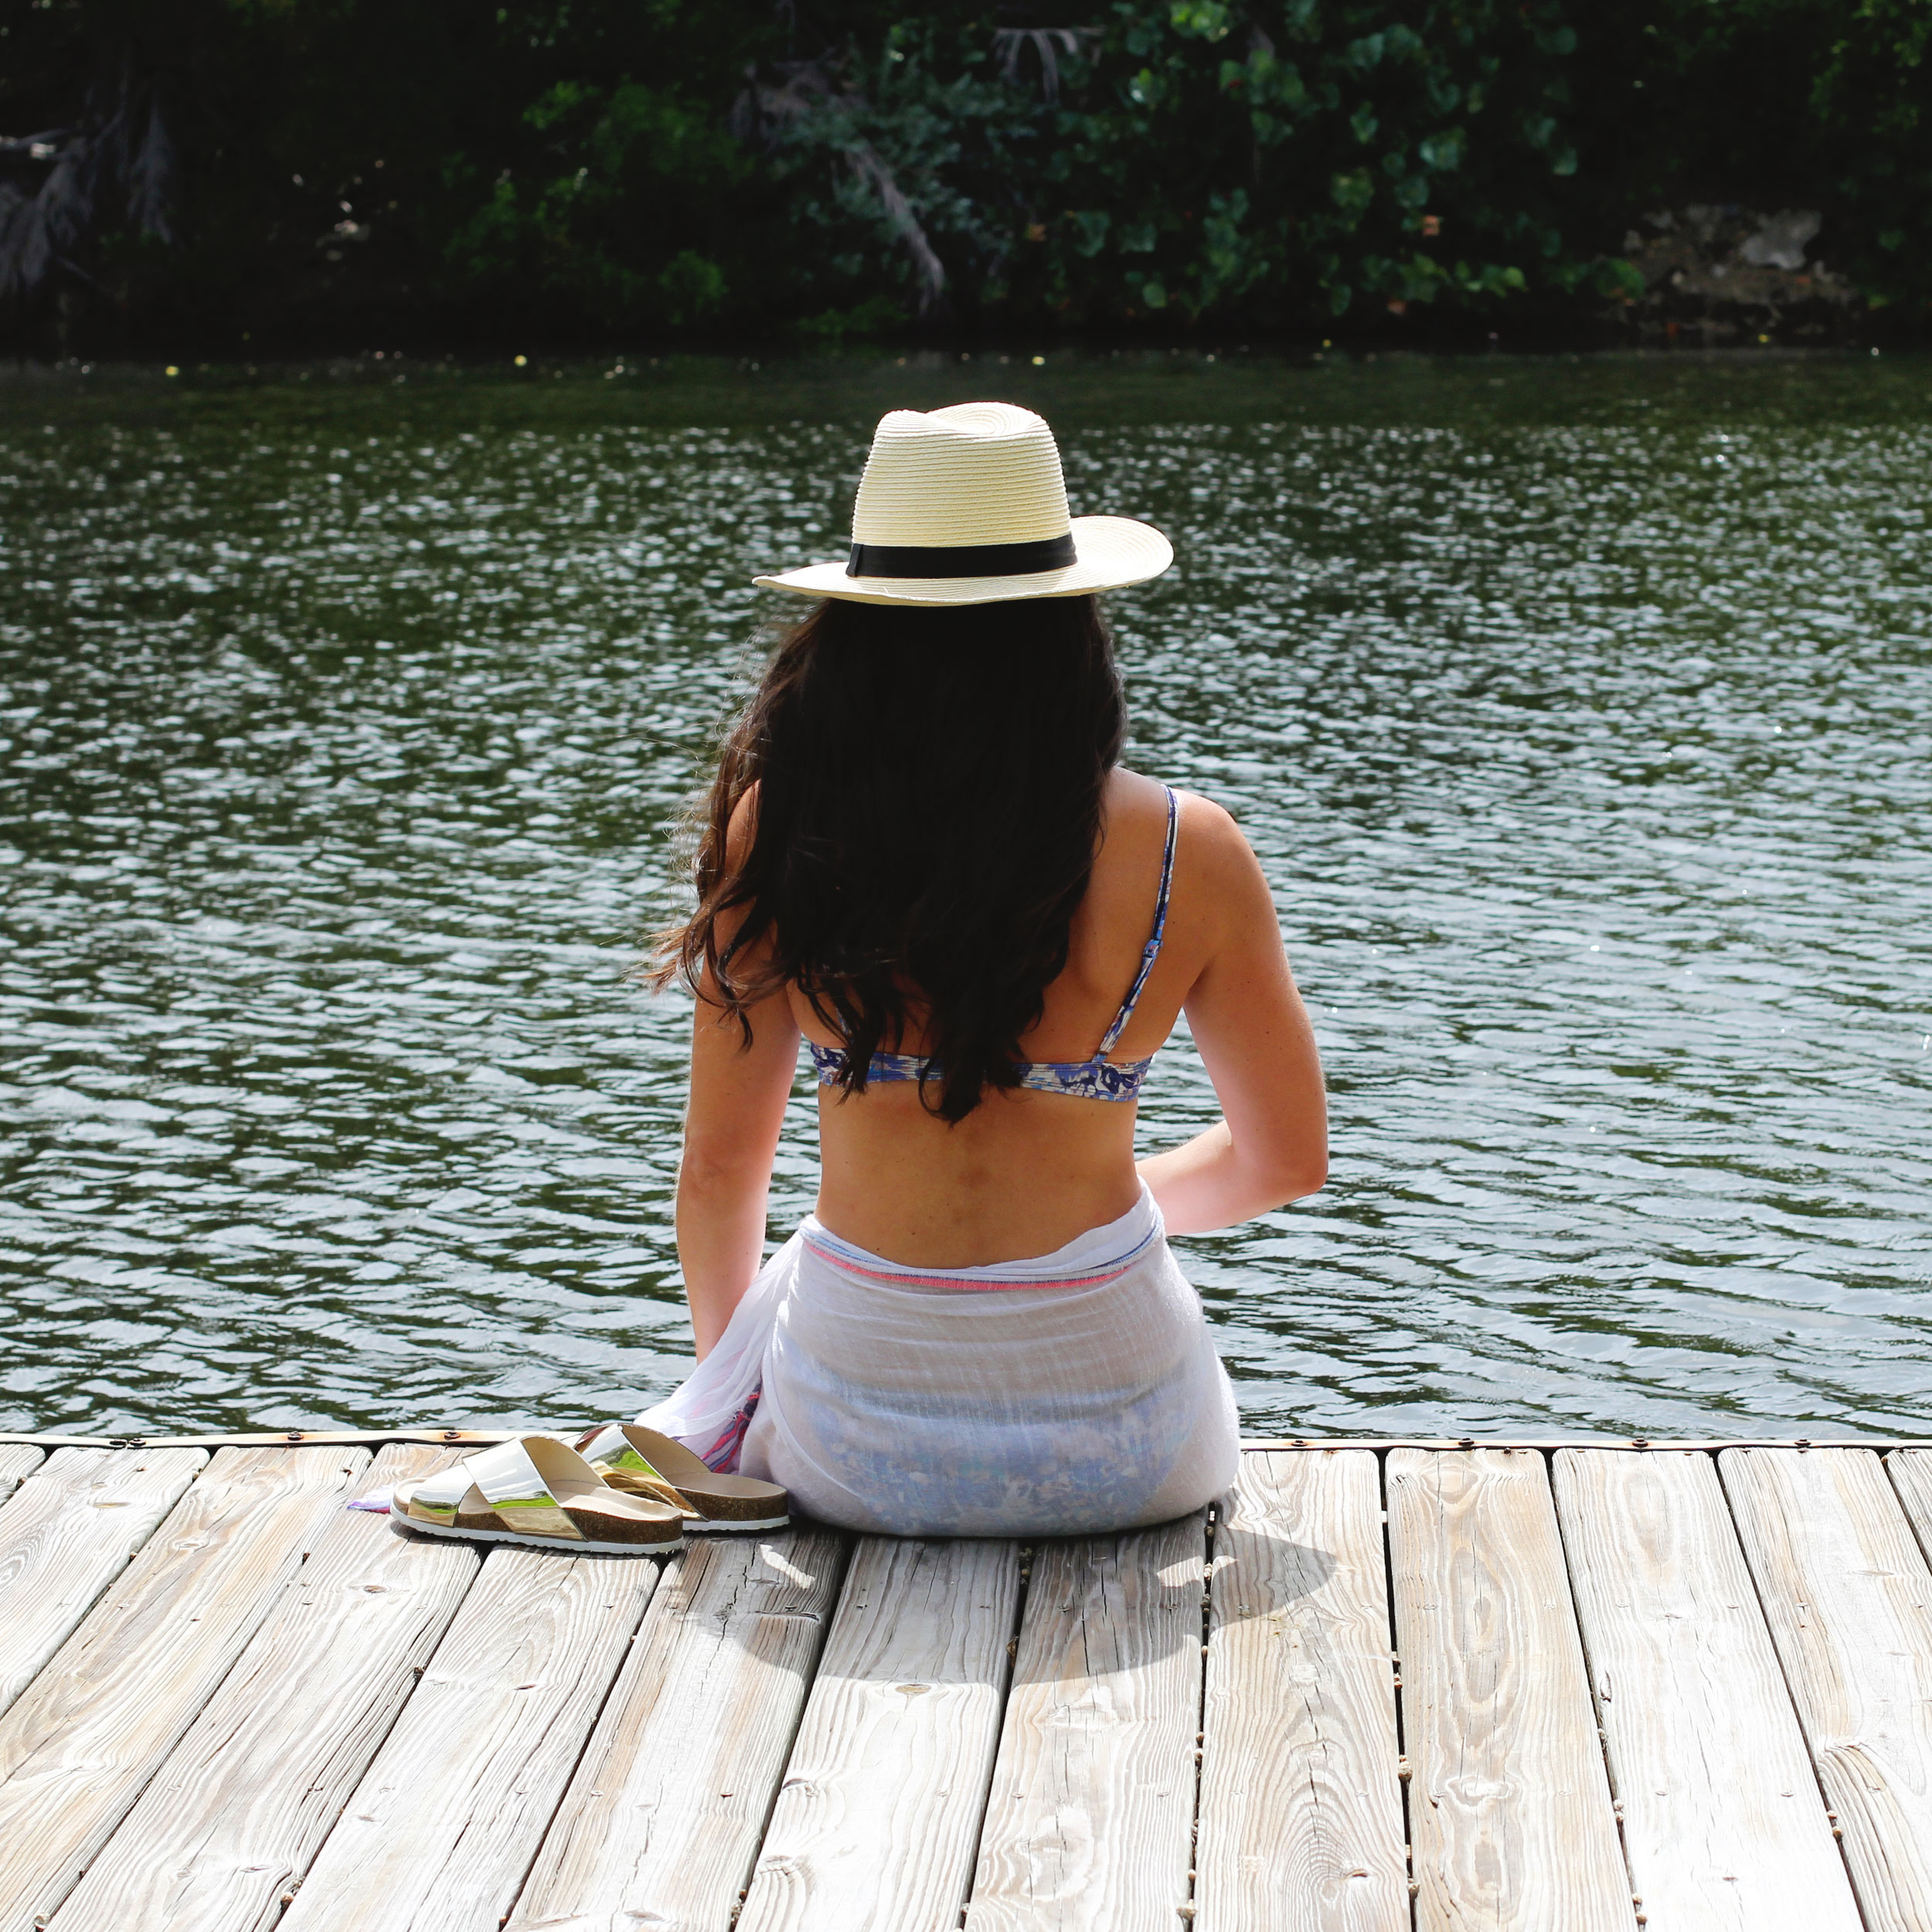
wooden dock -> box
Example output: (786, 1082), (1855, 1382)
(0, 1434), (1930, 1931)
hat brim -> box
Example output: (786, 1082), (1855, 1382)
(753, 515), (1172, 607)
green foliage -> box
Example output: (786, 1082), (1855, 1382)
(736, 0), (1600, 332)
(1, 0), (1927, 346)
(0, 0), (788, 345)
(441, 75), (752, 325)
(1811, 0), (1932, 310)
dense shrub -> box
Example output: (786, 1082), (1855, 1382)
(0, 0), (1925, 351)
(747, 3), (1611, 335)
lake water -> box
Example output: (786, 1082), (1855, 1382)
(2, 349), (1929, 1439)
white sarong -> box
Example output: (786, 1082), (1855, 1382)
(635, 1185), (1240, 1536)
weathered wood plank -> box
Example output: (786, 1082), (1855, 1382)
(52, 1446), (481, 1932)
(0, 1445), (207, 1723)
(1554, 1448), (1862, 1932)
(1888, 1449), (1932, 1570)
(505, 1528), (849, 1932)
(736, 1536), (1022, 1932)
(968, 1516), (1205, 1932)
(1389, 1447), (1630, 1932)
(0, 1444), (364, 1932)
(0, 1429), (519, 1451)
(1194, 1451), (1406, 1932)
(277, 1541), (666, 1932)
(1723, 1447), (1932, 1932)
(0, 1447), (41, 1506)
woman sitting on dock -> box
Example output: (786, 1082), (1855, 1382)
(625, 401), (1328, 1539)
(395, 400), (1327, 1548)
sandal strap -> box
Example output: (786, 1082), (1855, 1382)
(581, 1424), (672, 1485)
(411, 1435), (570, 1515)
(580, 1426), (692, 1510)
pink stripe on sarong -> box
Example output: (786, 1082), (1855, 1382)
(799, 1221), (1160, 1294)
(802, 1250), (1141, 1293)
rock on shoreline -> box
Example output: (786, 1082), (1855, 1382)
(1621, 206), (1861, 342)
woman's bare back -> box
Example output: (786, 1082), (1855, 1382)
(794, 768), (1318, 1264)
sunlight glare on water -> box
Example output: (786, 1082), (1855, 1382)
(2, 354), (1928, 1437)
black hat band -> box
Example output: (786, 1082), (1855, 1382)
(846, 533), (1077, 580)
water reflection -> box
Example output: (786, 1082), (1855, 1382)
(1, 359), (1928, 1436)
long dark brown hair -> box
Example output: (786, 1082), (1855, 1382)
(652, 594), (1126, 1122)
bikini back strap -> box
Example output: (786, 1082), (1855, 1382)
(1094, 786), (1179, 1060)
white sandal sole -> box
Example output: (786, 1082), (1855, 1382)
(391, 1512), (682, 1556)
(688, 1513), (791, 1534)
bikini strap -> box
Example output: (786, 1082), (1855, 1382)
(1094, 786), (1179, 1060)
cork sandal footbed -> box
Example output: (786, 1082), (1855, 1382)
(578, 1423), (789, 1532)
(393, 1437), (685, 1554)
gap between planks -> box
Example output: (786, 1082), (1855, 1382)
(0, 1446), (365, 1930)
(4, 1432), (1930, 1452)
(7, 1442), (1927, 1932)
(49, 1444), (478, 1932)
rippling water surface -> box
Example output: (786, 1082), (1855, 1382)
(2, 352), (1929, 1437)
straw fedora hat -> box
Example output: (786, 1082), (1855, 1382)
(754, 401), (1172, 607)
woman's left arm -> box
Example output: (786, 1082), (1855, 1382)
(677, 973), (800, 1358)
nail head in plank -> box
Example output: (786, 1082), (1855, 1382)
(506, 1526), (848, 1932)
(1388, 1447), (1628, 1932)
(1555, 1447), (1862, 1932)
(0, 1445), (207, 1723)
(736, 1536), (1021, 1932)
(278, 1539), (666, 1932)
(1724, 1447), (1932, 1932)
(1196, 1450), (1407, 1932)
(970, 1515), (1205, 1932)
(0, 1444), (365, 1929)
(51, 1445), (482, 1932)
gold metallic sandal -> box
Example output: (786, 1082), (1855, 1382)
(577, 1423), (790, 1533)
(393, 1435), (683, 1554)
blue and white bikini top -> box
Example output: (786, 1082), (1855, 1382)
(806, 786), (1179, 1105)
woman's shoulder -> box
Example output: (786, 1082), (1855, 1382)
(1107, 769), (1256, 874)
(1105, 770), (1270, 964)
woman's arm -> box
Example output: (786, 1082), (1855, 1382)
(1136, 798), (1327, 1235)
(675, 788), (801, 1358)
(677, 973), (798, 1357)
